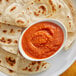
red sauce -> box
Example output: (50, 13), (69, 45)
(22, 22), (64, 59)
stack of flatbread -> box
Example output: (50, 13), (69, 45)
(0, 0), (76, 76)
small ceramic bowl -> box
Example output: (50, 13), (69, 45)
(18, 19), (67, 61)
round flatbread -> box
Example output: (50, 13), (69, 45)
(0, 0), (75, 32)
(0, 23), (22, 54)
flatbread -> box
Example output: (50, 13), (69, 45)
(17, 53), (50, 74)
(63, 0), (76, 49)
(64, 32), (76, 49)
(0, 47), (50, 75)
(0, 65), (28, 76)
(25, 0), (76, 32)
(0, 0), (32, 27)
(0, 23), (22, 54)
(0, 0), (75, 32)
(0, 65), (17, 76)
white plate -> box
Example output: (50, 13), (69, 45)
(0, 0), (76, 76)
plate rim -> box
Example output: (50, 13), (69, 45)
(53, 55), (76, 76)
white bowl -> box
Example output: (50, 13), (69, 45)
(18, 19), (67, 61)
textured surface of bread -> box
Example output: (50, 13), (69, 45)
(0, 47), (50, 75)
(0, 0), (75, 32)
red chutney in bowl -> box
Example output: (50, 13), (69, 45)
(22, 22), (64, 59)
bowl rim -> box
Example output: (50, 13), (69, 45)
(18, 19), (67, 61)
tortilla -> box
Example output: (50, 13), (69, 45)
(0, 47), (50, 75)
(17, 53), (50, 74)
(64, 32), (76, 49)
(25, 0), (76, 32)
(0, 65), (16, 76)
(0, 0), (75, 32)
(0, 65), (28, 76)
(63, 0), (76, 49)
(0, 23), (22, 54)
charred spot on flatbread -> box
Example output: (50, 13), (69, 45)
(14, 40), (18, 44)
(38, 0), (41, 1)
(59, 5), (61, 8)
(34, 12), (39, 16)
(31, 2), (34, 5)
(0, 37), (13, 44)
(67, 16), (70, 18)
(42, 63), (47, 67)
(3, 30), (7, 33)
(44, 66), (46, 68)
(6, 0), (9, 2)
(10, 29), (15, 33)
(22, 67), (33, 72)
(22, 67), (28, 71)
(7, 39), (12, 44)
(34, 5), (47, 16)
(17, 29), (22, 32)
(16, 20), (24, 24)
(0, 60), (1, 63)
(28, 68), (32, 72)
(0, 37), (6, 43)
(0, 13), (2, 16)
(69, 22), (72, 28)
(6, 57), (16, 66)
(36, 65), (40, 71)
(0, 0), (2, 2)
(8, 69), (14, 73)
(39, 5), (46, 14)
(10, 6), (16, 12)
(37, 61), (41, 65)
(27, 61), (37, 68)
(49, 0), (56, 12)
(30, 61), (37, 65)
